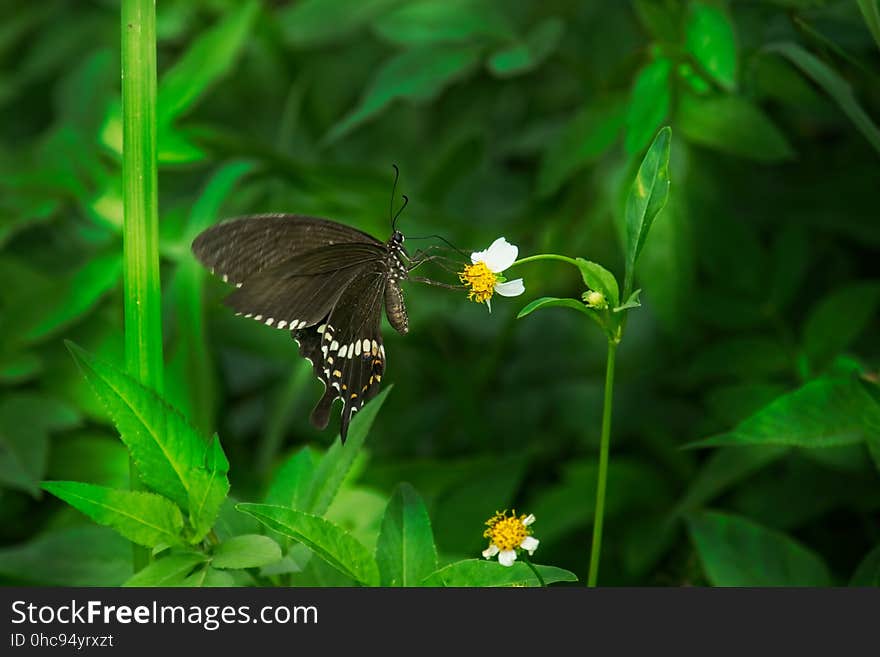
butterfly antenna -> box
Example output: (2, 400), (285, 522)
(392, 194), (408, 231)
(406, 233), (468, 258)
(390, 164), (401, 228)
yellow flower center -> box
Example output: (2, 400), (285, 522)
(483, 510), (531, 552)
(583, 289), (608, 309)
(459, 261), (497, 304)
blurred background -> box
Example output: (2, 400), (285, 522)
(1, 0), (879, 586)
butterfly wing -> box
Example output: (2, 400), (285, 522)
(221, 242), (386, 330)
(295, 266), (387, 441)
(191, 214), (381, 286)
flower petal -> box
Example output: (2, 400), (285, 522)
(493, 278), (525, 297)
(522, 514), (536, 526)
(472, 237), (518, 272)
(498, 549), (517, 567)
(520, 536), (539, 555)
(482, 544), (500, 559)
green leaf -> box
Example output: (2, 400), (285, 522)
(575, 259), (620, 308)
(42, 481), (185, 548)
(0, 526), (131, 586)
(767, 42), (880, 156)
(685, 3), (738, 91)
(802, 282), (880, 371)
(264, 446), (320, 510)
(487, 18), (563, 78)
(123, 552), (207, 587)
(422, 559), (577, 587)
(303, 386), (391, 515)
(624, 126), (672, 292)
(25, 252), (122, 343)
(282, 0), (403, 47)
(625, 57), (672, 155)
(517, 297), (606, 333)
(0, 394), (80, 495)
(373, 0), (513, 47)
(613, 289), (642, 312)
(688, 511), (832, 586)
(212, 534), (282, 570)
(677, 93), (795, 162)
(236, 503), (379, 586)
(689, 375), (880, 449)
(537, 99), (626, 197)
(850, 544), (880, 586)
(156, 1), (259, 126)
(66, 343), (229, 540)
(376, 483), (438, 586)
(325, 45), (481, 143)
(858, 0), (880, 53)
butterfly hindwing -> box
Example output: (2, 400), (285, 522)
(191, 214), (381, 286)
(296, 266), (387, 441)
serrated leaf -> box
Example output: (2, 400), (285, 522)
(123, 552), (207, 587)
(212, 534), (282, 570)
(689, 375), (880, 449)
(42, 481), (185, 548)
(421, 559), (577, 587)
(325, 45), (480, 143)
(66, 343), (228, 541)
(376, 483), (438, 586)
(237, 503), (379, 586)
(688, 511), (832, 586)
(624, 126), (672, 291)
(685, 3), (738, 91)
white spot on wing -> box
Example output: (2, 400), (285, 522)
(338, 345), (347, 358)
(355, 341), (361, 356)
(277, 320), (287, 329)
(362, 339), (370, 354)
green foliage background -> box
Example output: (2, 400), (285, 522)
(1, 0), (879, 586)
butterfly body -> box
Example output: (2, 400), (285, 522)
(192, 214), (411, 441)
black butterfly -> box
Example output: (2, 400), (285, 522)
(191, 209), (416, 441)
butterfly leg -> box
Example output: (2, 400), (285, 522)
(409, 276), (464, 290)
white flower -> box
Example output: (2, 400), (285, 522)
(459, 237), (525, 310)
(481, 510), (540, 567)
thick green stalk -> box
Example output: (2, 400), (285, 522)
(587, 341), (617, 587)
(121, 0), (162, 571)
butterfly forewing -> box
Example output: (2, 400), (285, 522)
(192, 214), (381, 286)
(222, 242), (386, 330)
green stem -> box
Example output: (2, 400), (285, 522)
(121, 0), (162, 572)
(587, 340), (617, 587)
(510, 254), (581, 269)
(522, 554), (546, 587)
